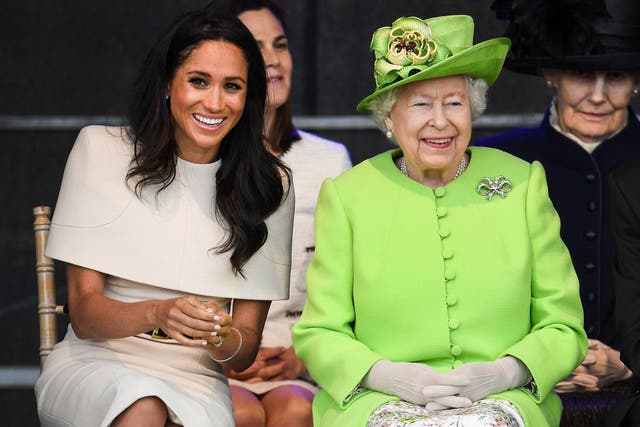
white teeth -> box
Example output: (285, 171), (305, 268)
(425, 137), (452, 144)
(194, 114), (223, 126)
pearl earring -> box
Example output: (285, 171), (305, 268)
(165, 93), (169, 100)
(634, 88), (639, 95)
(546, 80), (553, 88)
(386, 129), (393, 139)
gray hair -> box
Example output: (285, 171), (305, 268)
(368, 75), (489, 136)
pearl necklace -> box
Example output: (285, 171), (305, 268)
(399, 153), (468, 182)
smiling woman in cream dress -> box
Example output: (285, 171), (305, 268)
(35, 8), (293, 427)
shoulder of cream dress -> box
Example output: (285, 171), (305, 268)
(46, 125), (293, 299)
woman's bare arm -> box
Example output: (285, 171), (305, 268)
(66, 263), (219, 346)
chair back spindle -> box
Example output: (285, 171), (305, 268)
(33, 206), (59, 367)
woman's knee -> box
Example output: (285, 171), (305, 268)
(280, 394), (312, 422)
(262, 386), (313, 425)
(231, 386), (266, 427)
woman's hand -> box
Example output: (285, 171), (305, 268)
(224, 346), (306, 382)
(224, 346), (286, 381)
(205, 299), (271, 372)
(153, 296), (224, 347)
(268, 346), (307, 381)
(425, 356), (530, 411)
(554, 339), (632, 392)
(362, 360), (471, 406)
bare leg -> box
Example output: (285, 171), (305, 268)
(112, 396), (168, 427)
(261, 385), (313, 427)
(230, 384), (266, 427)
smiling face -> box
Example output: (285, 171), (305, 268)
(238, 8), (292, 113)
(545, 69), (638, 144)
(385, 75), (472, 186)
(168, 40), (248, 164)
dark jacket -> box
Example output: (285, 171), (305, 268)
(476, 107), (640, 348)
(605, 158), (640, 426)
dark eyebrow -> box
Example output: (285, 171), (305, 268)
(187, 71), (210, 78)
(187, 71), (246, 85)
(227, 76), (247, 84)
(255, 34), (287, 47)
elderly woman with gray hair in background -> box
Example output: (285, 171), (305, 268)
(293, 14), (587, 427)
(477, 2), (640, 423)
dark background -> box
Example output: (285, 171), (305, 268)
(1, 1), (624, 424)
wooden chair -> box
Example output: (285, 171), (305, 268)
(33, 206), (66, 367)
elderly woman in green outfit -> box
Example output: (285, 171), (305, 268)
(292, 15), (587, 427)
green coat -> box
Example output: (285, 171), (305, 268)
(292, 147), (587, 426)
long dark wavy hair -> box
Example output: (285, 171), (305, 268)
(208, 0), (298, 154)
(127, 8), (291, 275)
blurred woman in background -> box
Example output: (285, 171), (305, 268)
(209, 1), (351, 426)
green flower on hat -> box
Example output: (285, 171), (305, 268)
(357, 15), (511, 113)
(371, 16), (452, 89)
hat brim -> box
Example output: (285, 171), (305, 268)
(505, 53), (640, 76)
(356, 37), (511, 113)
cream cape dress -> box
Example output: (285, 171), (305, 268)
(35, 126), (294, 427)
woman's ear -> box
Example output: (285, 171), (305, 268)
(542, 69), (556, 88)
(384, 114), (393, 134)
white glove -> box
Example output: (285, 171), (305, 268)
(425, 356), (529, 411)
(362, 360), (470, 406)
(554, 339), (632, 393)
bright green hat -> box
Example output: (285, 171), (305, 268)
(356, 15), (511, 113)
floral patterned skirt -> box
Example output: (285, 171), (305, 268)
(367, 399), (524, 427)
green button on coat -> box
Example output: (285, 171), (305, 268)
(451, 345), (462, 356)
